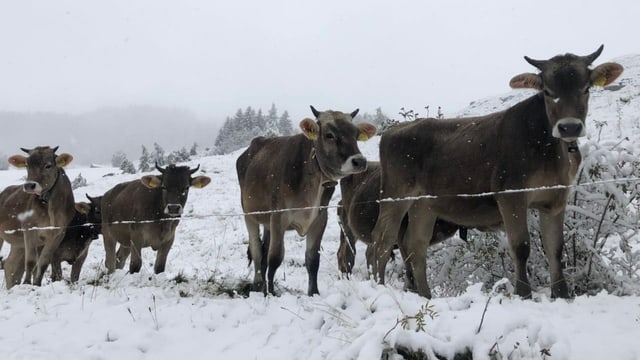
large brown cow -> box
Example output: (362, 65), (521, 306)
(236, 106), (376, 296)
(101, 164), (210, 274)
(50, 195), (103, 282)
(337, 162), (461, 288)
(372, 45), (623, 299)
(0, 146), (76, 288)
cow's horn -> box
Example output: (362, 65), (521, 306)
(581, 44), (604, 65)
(350, 108), (360, 119)
(524, 56), (547, 71)
(52, 146), (59, 153)
(190, 164), (200, 175)
(85, 193), (93, 201)
(310, 105), (320, 118)
(155, 162), (166, 174)
(20, 147), (32, 154)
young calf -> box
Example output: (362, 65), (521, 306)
(50, 197), (102, 282)
(101, 164), (210, 274)
(337, 162), (462, 289)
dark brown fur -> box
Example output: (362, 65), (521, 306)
(372, 46), (623, 299)
(337, 162), (461, 289)
(236, 106), (375, 296)
(50, 200), (102, 282)
(101, 165), (210, 274)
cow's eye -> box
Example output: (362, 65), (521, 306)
(543, 89), (559, 102)
(325, 133), (335, 140)
(44, 164), (52, 169)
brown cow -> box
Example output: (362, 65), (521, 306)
(50, 195), (103, 282)
(337, 162), (461, 288)
(236, 106), (376, 295)
(0, 146), (76, 288)
(372, 45), (623, 299)
(101, 164), (210, 274)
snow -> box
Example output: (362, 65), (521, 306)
(1, 55), (640, 359)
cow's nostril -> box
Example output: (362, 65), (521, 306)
(352, 157), (366, 169)
(165, 204), (183, 216)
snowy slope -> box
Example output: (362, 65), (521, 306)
(0, 55), (639, 359)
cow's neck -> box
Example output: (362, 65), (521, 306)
(37, 168), (62, 204)
(308, 146), (337, 188)
(42, 169), (74, 212)
(522, 93), (580, 159)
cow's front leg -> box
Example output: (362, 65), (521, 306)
(70, 246), (89, 282)
(23, 232), (40, 285)
(154, 239), (174, 274)
(306, 210), (329, 296)
(33, 230), (65, 286)
(539, 209), (569, 298)
(128, 240), (143, 273)
(267, 214), (286, 296)
(497, 194), (532, 298)
(404, 201), (436, 299)
(372, 199), (413, 286)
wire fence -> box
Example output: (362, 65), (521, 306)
(3, 176), (640, 234)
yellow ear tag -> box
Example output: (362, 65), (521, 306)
(148, 178), (161, 188)
(593, 76), (606, 87)
(358, 133), (369, 141)
(307, 133), (318, 141)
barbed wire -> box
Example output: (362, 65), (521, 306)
(2, 176), (640, 234)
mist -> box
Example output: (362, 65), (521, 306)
(0, 106), (219, 166)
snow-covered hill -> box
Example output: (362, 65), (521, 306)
(0, 55), (639, 359)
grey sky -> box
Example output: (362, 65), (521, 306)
(0, 0), (637, 123)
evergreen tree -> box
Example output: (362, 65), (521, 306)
(139, 145), (152, 172)
(153, 142), (166, 166)
(190, 142), (198, 156)
(265, 103), (279, 137)
(120, 158), (137, 174)
(167, 147), (191, 164)
(111, 151), (127, 168)
(278, 110), (293, 136)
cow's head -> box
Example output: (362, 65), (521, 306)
(74, 202), (100, 241)
(140, 164), (211, 217)
(85, 194), (103, 235)
(7, 146), (73, 196)
(300, 106), (376, 181)
(509, 45), (623, 142)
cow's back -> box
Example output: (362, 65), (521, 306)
(102, 179), (161, 223)
(237, 134), (312, 216)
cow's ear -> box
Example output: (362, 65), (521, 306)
(300, 118), (319, 141)
(8, 155), (27, 168)
(509, 73), (543, 90)
(56, 153), (74, 167)
(357, 123), (377, 141)
(141, 175), (162, 189)
(591, 62), (624, 87)
(191, 176), (211, 189)
(75, 202), (91, 215)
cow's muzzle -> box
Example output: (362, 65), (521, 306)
(553, 118), (585, 142)
(23, 181), (43, 195)
(341, 154), (368, 175)
(164, 204), (183, 217)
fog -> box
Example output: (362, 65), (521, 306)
(0, 0), (637, 163)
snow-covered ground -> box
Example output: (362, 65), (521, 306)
(1, 55), (640, 359)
